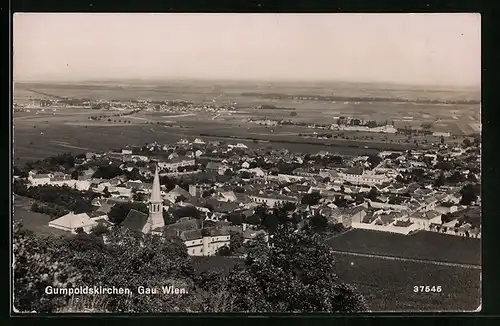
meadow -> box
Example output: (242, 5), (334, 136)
(13, 195), (70, 237)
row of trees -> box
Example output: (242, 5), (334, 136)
(13, 223), (367, 313)
(14, 181), (98, 215)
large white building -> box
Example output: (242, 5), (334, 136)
(182, 230), (231, 256)
(338, 168), (391, 186)
(248, 192), (298, 208)
(157, 157), (195, 171)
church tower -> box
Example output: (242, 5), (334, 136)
(142, 165), (164, 234)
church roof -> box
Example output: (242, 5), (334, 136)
(121, 209), (148, 232)
(150, 165), (162, 203)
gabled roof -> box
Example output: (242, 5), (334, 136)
(344, 167), (363, 175)
(96, 203), (113, 214)
(180, 229), (203, 241)
(33, 174), (51, 179)
(49, 212), (95, 229)
(206, 162), (221, 170)
(167, 185), (192, 199)
(121, 209), (148, 232)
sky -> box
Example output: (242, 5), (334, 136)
(13, 13), (481, 87)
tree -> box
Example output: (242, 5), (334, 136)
(102, 187), (111, 198)
(216, 245), (232, 256)
(261, 213), (280, 233)
(107, 202), (149, 224)
(366, 187), (379, 201)
(172, 206), (200, 219)
(175, 195), (187, 203)
(290, 112), (297, 117)
(366, 154), (382, 168)
(90, 222), (109, 236)
(13, 223), (81, 312)
(301, 192), (322, 206)
(460, 183), (478, 205)
(240, 171), (252, 179)
(434, 171), (446, 187)
(245, 214), (261, 226)
(228, 212), (244, 225)
(440, 136), (445, 144)
(132, 192), (146, 202)
(421, 123), (432, 130)
(226, 226), (367, 312)
(463, 138), (472, 148)
(354, 193), (364, 204)
(229, 232), (244, 254)
(309, 214), (328, 232)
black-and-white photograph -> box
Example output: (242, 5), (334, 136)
(12, 13), (481, 313)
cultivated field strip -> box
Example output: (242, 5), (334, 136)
(331, 250), (481, 269)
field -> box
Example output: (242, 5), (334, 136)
(191, 254), (481, 312)
(333, 254), (480, 312)
(327, 229), (481, 265)
(191, 228), (481, 312)
(13, 80), (480, 164)
(13, 195), (70, 237)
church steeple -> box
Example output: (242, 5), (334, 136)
(150, 165), (162, 203)
(142, 165), (164, 234)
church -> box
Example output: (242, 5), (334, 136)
(118, 165), (232, 256)
(142, 165), (165, 234)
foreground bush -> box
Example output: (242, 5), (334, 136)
(12, 224), (366, 313)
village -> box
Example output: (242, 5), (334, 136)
(13, 132), (482, 258)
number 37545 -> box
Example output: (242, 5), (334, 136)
(413, 285), (442, 293)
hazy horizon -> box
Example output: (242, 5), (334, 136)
(14, 13), (481, 88)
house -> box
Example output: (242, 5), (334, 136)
(131, 155), (149, 162)
(85, 152), (98, 160)
(241, 161), (250, 169)
(108, 186), (132, 199)
(28, 173), (52, 186)
(165, 185), (193, 203)
(158, 157), (196, 171)
(177, 138), (189, 145)
(239, 167), (265, 178)
(206, 162), (229, 175)
(121, 149), (133, 155)
(193, 138), (205, 145)
(48, 212), (98, 234)
(410, 210), (441, 228)
(235, 143), (248, 149)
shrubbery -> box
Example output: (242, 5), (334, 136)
(13, 223), (367, 313)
